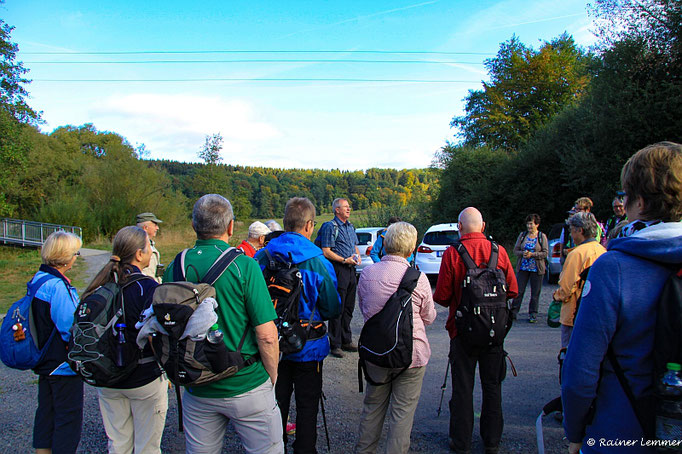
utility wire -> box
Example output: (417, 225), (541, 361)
(24, 49), (495, 56)
(33, 77), (480, 83)
(25, 59), (486, 65)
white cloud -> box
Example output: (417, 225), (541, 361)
(89, 93), (281, 161)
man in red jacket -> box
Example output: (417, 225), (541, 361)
(434, 207), (518, 454)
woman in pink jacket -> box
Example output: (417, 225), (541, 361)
(355, 221), (437, 454)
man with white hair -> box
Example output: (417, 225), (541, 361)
(136, 212), (163, 283)
(434, 207), (518, 454)
(238, 221), (271, 257)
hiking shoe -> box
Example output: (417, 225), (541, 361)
(448, 438), (471, 454)
(485, 447), (499, 454)
(286, 421), (296, 435)
(341, 342), (358, 352)
(529, 315), (537, 323)
(330, 348), (345, 358)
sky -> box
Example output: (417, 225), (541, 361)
(4, 0), (596, 170)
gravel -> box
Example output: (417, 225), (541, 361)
(0, 250), (570, 453)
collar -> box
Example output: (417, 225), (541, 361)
(195, 238), (230, 248)
(460, 232), (487, 241)
(333, 216), (352, 227)
(382, 254), (409, 264)
(39, 264), (72, 285)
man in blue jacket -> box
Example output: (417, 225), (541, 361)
(256, 197), (342, 453)
(562, 142), (682, 453)
(369, 216), (413, 265)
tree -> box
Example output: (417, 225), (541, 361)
(199, 133), (223, 164)
(451, 34), (593, 151)
(0, 14), (39, 124)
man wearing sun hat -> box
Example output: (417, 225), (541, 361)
(136, 212), (163, 283)
(238, 221), (271, 257)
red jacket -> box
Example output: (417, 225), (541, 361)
(433, 232), (518, 339)
(237, 240), (257, 258)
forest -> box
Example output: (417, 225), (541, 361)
(0, 0), (680, 244)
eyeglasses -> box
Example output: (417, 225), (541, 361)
(309, 220), (318, 227)
(74, 251), (81, 256)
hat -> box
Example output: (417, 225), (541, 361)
(249, 221), (271, 238)
(136, 212), (163, 224)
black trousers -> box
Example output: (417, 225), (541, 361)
(448, 337), (506, 452)
(33, 375), (84, 453)
(511, 270), (543, 316)
(328, 263), (357, 349)
(276, 360), (324, 454)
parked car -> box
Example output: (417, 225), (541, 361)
(547, 223), (565, 284)
(355, 227), (384, 276)
(415, 223), (460, 282)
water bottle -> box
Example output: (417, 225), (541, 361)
(281, 322), (303, 352)
(656, 362), (682, 451)
(206, 324), (224, 344)
(114, 323), (126, 367)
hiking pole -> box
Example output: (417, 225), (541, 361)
(320, 390), (331, 452)
(437, 360), (450, 417)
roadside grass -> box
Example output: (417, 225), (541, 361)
(0, 211), (356, 314)
(0, 245), (88, 314)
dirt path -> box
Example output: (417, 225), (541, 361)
(77, 248), (110, 291)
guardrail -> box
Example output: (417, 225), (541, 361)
(0, 218), (83, 247)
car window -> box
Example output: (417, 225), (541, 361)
(423, 230), (460, 246)
(356, 232), (372, 245)
(548, 223), (564, 241)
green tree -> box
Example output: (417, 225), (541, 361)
(199, 133), (223, 164)
(451, 33), (593, 151)
(0, 13), (39, 124)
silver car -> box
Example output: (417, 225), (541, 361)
(547, 223), (565, 284)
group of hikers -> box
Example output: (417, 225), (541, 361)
(2, 141), (681, 454)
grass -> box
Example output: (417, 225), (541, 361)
(0, 245), (89, 314)
(0, 211), (358, 314)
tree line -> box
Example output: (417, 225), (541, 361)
(432, 0), (681, 244)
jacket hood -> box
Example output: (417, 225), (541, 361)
(608, 221), (682, 264)
(262, 232), (323, 264)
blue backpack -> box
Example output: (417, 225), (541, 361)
(0, 275), (57, 370)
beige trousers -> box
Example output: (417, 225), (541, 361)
(355, 365), (426, 454)
(98, 376), (169, 454)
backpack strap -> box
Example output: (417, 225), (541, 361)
(488, 242), (499, 270)
(202, 248), (243, 285)
(455, 243), (478, 271)
(27, 274), (60, 350)
(172, 249), (189, 281)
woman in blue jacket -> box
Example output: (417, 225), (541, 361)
(562, 142), (682, 453)
(32, 231), (83, 454)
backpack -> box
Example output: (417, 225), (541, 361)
(262, 249), (325, 355)
(454, 241), (512, 348)
(357, 266), (421, 391)
(68, 273), (152, 387)
(148, 247), (258, 388)
(314, 220), (339, 248)
(607, 267), (682, 442)
(0, 275), (58, 370)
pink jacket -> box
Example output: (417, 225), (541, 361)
(358, 255), (437, 368)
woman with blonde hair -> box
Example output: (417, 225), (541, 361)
(31, 231), (83, 454)
(83, 226), (168, 454)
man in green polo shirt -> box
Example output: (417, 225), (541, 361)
(163, 194), (283, 454)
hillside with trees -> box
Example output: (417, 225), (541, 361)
(433, 0), (681, 243)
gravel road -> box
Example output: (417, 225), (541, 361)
(0, 251), (569, 453)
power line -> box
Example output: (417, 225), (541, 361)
(24, 49), (495, 56)
(32, 77), (480, 83)
(25, 59), (486, 65)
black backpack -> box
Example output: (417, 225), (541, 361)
(606, 266), (682, 442)
(357, 266), (421, 391)
(262, 250), (325, 355)
(148, 247), (258, 388)
(454, 241), (511, 348)
(68, 273), (153, 387)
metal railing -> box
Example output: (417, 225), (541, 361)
(0, 218), (83, 247)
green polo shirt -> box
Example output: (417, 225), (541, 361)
(163, 238), (277, 398)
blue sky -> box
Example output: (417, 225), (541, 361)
(4, 0), (595, 170)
